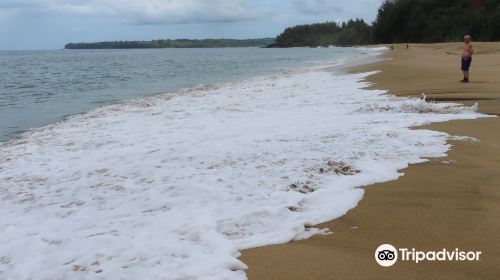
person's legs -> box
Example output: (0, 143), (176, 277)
(460, 58), (471, 82)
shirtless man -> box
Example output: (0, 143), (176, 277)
(460, 35), (474, 83)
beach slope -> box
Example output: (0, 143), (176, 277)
(240, 42), (500, 279)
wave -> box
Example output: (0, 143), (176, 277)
(0, 67), (485, 279)
(358, 93), (479, 114)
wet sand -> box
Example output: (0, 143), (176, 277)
(240, 43), (500, 279)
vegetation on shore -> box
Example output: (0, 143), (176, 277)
(65, 38), (274, 49)
(267, 19), (372, 48)
(269, 0), (500, 47)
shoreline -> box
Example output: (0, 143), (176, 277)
(240, 42), (500, 279)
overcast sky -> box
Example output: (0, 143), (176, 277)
(0, 0), (384, 50)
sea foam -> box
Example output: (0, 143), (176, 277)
(0, 66), (485, 279)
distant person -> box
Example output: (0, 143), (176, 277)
(390, 46), (394, 50)
(460, 35), (474, 83)
(406, 44), (409, 49)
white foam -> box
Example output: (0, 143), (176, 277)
(0, 69), (485, 279)
(355, 46), (390, 55)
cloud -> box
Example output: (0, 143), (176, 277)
(0, 0), (260, 24)
(0, 0), (384, 25)
(291, 0), (342, 15)
(291, 0), (384, 20)
(121, 0), (260, 24)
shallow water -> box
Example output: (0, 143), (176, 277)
(0, 47), (361, 142)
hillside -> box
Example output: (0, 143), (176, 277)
(268, 19), (372, 48)
(65, 38), (275, 49)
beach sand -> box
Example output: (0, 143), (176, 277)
(240, 42), (500, 279)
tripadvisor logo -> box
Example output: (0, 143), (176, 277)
(375, 244), (398, 267)
(375, 244), (482, 267)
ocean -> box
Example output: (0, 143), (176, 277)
(0, 47), (361, 142)
(0, 47), (483, 279)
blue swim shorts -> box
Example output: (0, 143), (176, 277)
(461, 57), (472, 71)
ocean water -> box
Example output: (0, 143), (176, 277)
(0, 47), (360, 142)
(0, 48), (486, 279)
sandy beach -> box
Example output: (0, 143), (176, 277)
(240, 42), (500, 279)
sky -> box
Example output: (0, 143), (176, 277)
(0, 0), (385, 50)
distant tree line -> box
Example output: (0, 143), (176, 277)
(268, 19), (372, 48)
(65, 38), (275, 49)
(269, 0), (500, 47)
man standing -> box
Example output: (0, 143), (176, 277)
(460, 35), (474, 83)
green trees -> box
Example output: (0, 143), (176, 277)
(65, 38), (275, 49)
(269, 20), (371, 47)
(271, 0), (500, 47)
(269, 22), (340, 47)
(336, 19), (374, 45)
(373, 0), (500, 43)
